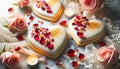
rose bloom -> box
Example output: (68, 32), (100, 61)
(8, 13), (27, 34)
(1, 52), (21, 68)
(17, 0), (30, 8)
(97, 45), (119, 66)
(80, 0), (103, 12)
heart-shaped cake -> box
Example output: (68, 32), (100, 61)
(27, 26), (69, 58)
(32, 0), (64, 22)
(68, 16), (106, 46)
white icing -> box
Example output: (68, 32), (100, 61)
(28, 26), (66, 54)
(33, 0), (61, 17)
(68, 18), (105, 42)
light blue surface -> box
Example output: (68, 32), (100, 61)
(0, 0), (120, 69)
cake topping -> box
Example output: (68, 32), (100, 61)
(31, 25), (54, 50)
(15, 47), (21, 51)
(72, 61), (79, 67)
(8, 7), (14, 12)
(67, 49), (76, 58)
(98, 41), (106, 47)
(36, 0), (53, 14)
(59, 20), (68, 27)
(72, 16), (89, 39)
(79, 53), (86, 61)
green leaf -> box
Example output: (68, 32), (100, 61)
(3, 25), (8, 28)
(12, 3), (18, 6)
(118, 59), (120, 63)
(0, 45), (6, 55)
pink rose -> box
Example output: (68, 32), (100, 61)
(1, 52), (21, 68)
(97, 45), (119, 66)
(8, 13), (27, 34)
(80, 0), (103, 12)
(17, 0), (30, 8)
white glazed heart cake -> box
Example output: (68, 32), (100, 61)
(27, 25), (69, 58)
(32, 0), (64, 22)
(68, 16), (106, 46)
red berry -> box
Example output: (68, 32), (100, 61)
(34, 35), (40, 41)
(60, 20), (67, 26)
(47, 9), (52, 13)
(16, 35), (24, 41)
(76, 16), (81, 20)
(56, 61), (62, 66)
(72, 22), (76, 26)
(77, 21), (83, 26)
(15, 47), (21, 51)
(44, 32), (50, 38)
(33, 24), (39, 27)
(67, 49), (76, 58)
(35, 28), (40, 34)
(74, 27), (79, 31)
(77, 32), (85, 38)
(79, 53), (86, 61)
(29, 15), (34, 21)
(8, 7), (14, 12)
(45, 67), (50, 69)
(47, 43), (54, 49)
(41, 6), (46, 11)
(72, 61), (79, 67)
(39, 37), (46, 45)
(99, 41), (106, 47)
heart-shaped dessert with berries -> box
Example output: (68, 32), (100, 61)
(32, 0), (64, 22)
(68, 16), (106, 46)
(27, 26), (69, 58)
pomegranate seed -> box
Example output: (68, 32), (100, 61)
(51, 39), (54, 42)
(15, 47), (21, 51)
(47, 9), (52, 13)
(56, 61), (62, 66)
(29, 15), (34, 21)
(77, 22), (83, 26)
(72, 61), (79, 67)
(41, 6), (46, 11)
(33, 24), (39, 27)
(40, 38), (46, 45)
(44, 32), (50, 38)
(44, 2), (48, 7)
(72, 22), (76, 26)
(74, 27), (79, 31)
(76, 16), (81, 20)
(79, 53), (86, 61)
(35, 28), (40, 34)
(60, 20), (67, 26)
(34, 35), (39, 41)
(45, 67), (50, 69)
(28, 22), (30, 25)
(99, 41), (106, 47)
(8, 7), (14, 12)
(47, 43), (54, 49)
(77, 32), (85, 38)
(47, 6), (50, 9)
(16, 35), (24, 41)
(67, 49), (76, 58)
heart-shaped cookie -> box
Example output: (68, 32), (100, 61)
(32, 0), (64, 22)
(68, 16), (106, 46)
(27, 26), (69, 58)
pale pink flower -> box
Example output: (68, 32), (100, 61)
(17, 0), (30, 8)
(8, 13), (27, 34)
(80, 0), (103, 12)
